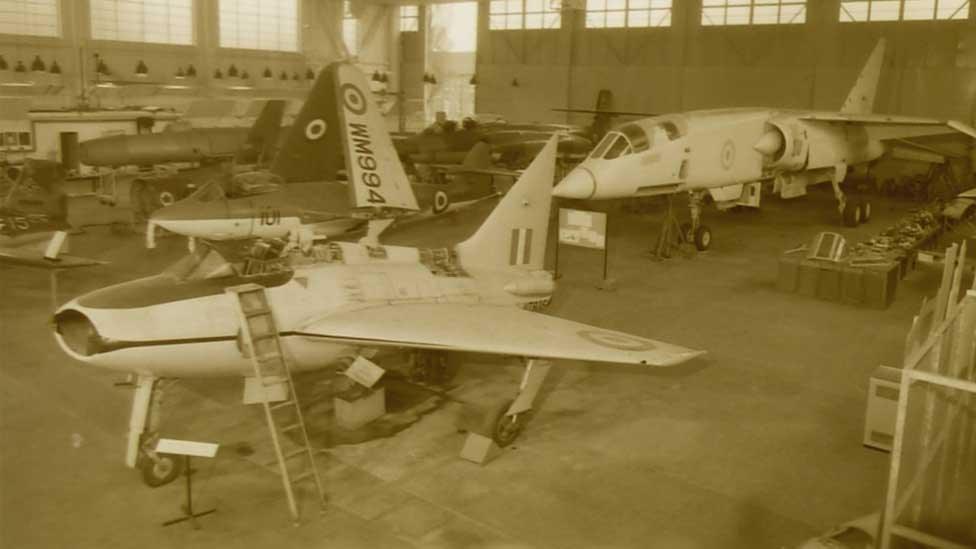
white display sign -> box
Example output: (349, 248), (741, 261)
(344, 355), (386, 388)
(155, 438), (219, 458)
(558, 208), (607, 250)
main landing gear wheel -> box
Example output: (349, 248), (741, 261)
(842, 201), (864, 227)
(693, 225), (712, 251)
(140, 451), (183, 487)
(859, 199), (872, 223)
(489, 400), (527, 447)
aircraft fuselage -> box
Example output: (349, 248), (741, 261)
(149, 176), (497, 244)
(554, 108), (885, 201)
(53, 241), (550, 378)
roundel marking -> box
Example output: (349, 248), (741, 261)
(305, 118), (327, 141)
(432, 190), (450, 214)
(720, 140), (736, 170)
(339, 83), (368, 115)
(577, 329), (657, 351)
(158, 190), (176, 207)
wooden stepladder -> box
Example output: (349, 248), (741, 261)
(226, 283), (326, 523)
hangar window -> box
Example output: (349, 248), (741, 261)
(91, 0), (193, 45)
(400, 5), (419, 32)
(219, 0), (298, 52)
(489, 0), (561, 30)
(0, 0), (60, 37)
(701, 0), (807, 25)
(586, 0), (673, 28)
(343, 0), (358, 54)
(839, 0), (969, 21)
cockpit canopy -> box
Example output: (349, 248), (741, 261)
(587, 119), (685, 161)
(228, 171), (284, 197)
(187, 171), (285, 203)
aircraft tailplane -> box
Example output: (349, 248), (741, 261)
(455, 137), (556, 271)
(461, 142), (493, 169)
(840, 38), (886, 115)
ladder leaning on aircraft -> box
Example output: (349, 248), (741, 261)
(51, 64), (705, 492)
(553, 38), (976, 251)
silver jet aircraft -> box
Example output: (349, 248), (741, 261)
(52, 63), (705, 486)
(554, 39), (976, 250)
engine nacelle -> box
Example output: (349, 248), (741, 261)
(754, 120), (809, 171)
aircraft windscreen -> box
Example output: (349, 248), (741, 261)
(188, 179), (227, 202)
(619, 124), (650, 153)
(589, 133), (616, 159)
(603, 135), (632, 160)
(163, 246), (235, 281)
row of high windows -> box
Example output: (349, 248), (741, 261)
(489, 0), (970, 30)
(2, 1), (968, 47)
(0, 0), (298, 52)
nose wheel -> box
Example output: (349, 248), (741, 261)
(138, 432), (184, 487)
(127, 376), (183, 487)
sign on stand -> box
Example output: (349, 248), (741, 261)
(555, 208), (613, 289)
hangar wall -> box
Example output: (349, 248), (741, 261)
(474, 0), (976, 127)
(0, 1), (395, 112)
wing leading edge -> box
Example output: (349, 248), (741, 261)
(297, 303), (705, 367)
(799, 114), (976, 141)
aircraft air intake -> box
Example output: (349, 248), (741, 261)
(755, 121), (808, 171)
(54, 309), (102, 357)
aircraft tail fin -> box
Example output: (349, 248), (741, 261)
(333, 63), (419, 212)
(236, 99), (287, 166)
(455, 137), (557, 271)
(461, 142), (493, 169)
(841, 39), (886, 115)
(269, 69), (345, 182)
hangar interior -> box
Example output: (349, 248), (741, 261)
(1, 1), (975, 548)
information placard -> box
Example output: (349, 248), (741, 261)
(155, 438), (219, 458)
(558, 208), (607, 250)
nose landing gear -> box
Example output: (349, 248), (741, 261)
(127, 375), (182, 487)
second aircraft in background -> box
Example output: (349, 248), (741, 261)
(554, 39), (976, 250)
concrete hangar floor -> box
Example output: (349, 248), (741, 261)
(0, 185), (952, 549)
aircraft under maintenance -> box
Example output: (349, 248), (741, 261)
(78, 100), (286, 169)
(553, 39), (976, 250)
(145, 64), (505, 248)
(51, 65), (705, 490)
(82, 100), (287, 221)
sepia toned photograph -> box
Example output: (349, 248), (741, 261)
(0, 1), (974, 547)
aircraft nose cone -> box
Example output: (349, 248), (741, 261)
(553, 167), (596, 200)
(79, 137), (124, 167)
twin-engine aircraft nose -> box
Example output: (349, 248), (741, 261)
(553, 166), (596, 200)
(53, 308), (102, 357)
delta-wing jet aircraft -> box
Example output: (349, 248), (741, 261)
(553, 39), (976, 250)
(53, 95), (704, 485)
(146, 64), (502, 247)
